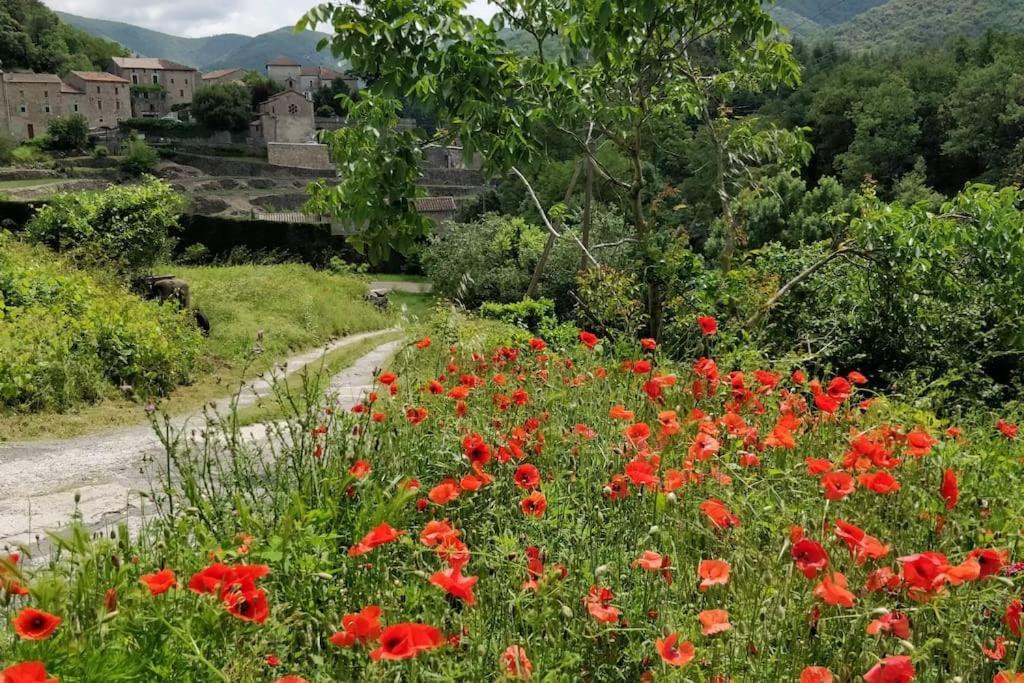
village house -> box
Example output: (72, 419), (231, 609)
(266, 56), (358, 100)
(0, 72), (63, 139)
(62, 72), (131, 129)
(201, 68), (247, 86)
(108, 57), (198, 117)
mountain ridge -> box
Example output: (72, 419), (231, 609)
(55, 11), (340, 72)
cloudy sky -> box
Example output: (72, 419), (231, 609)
(44, 0), (496, 37)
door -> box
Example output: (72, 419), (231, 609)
(27, 124), (34, 139)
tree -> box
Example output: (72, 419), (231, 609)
(300, 0), (800, 337)
(243, 71), (283, 109)
(46, 114), (89, 151)
(191, 84), (252, 132)
(313, 77), (354, 117)
(836, 77), (921, 190)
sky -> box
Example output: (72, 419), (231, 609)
(44, 0), (496, 38)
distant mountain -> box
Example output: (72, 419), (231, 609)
(825, 0), (1024, 51)
(56, 11), (340, 72)
(768, 0), (1024, 51)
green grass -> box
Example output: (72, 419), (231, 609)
(0, 263), (394, 441)
(370, 273), (431, 283)
(0, 178), (64, 190)
(390, 291), (437, 321)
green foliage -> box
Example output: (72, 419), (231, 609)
(178, 243), (211, 265)
(0, 0), (126, 74)
(26, 178), (185, 278)
(312, 77), (354, 117)
(191, 84), (252, 132)
(0, 237), (202, 411)
(120, 139), (159, 177)
(242, 71), (283, 109)
(45, 114), (89, 151)
(8, 145), (47, 166)
(0, 132), (16, 164)
(119, 118), (208, 138)
(92, 144), (109, 159)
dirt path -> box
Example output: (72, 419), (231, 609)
(0, 330), (403, 550)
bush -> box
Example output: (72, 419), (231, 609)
(26, 178), (185, 278)
(9, 145), (47, 166)
(120, 139), (158, 176)
(0, 237), (202, 411)
(0, 131), (16, 164)
(316, 105), (335, 117)
(92, 144), (109, 158)
(46, 114), (89, 151)
(119, 118), (208, 138)
(191, 84), (252, 132)
(178, 243), (211, 265)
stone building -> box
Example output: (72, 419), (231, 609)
(108, 57), (198, 117)
(0, 72), (63, 139)
(266, 56), (358, 99)
(62, 72), (131, 129)
(254, 89), (314, 143)
(202, 68), (247, 86)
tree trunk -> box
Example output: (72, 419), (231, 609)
(525, 160), (584, 299)
(580, 154), (594, 272)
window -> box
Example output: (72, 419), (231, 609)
(132, 74), (139, 85)
(288, 103), (299, 115)
(18, 104), (26, 114)
(152, 74), (159, 84)
(115, 87), (119, 95)
(116, 101), (120, 110)
(150, 104), (155, 112)
(44, 104), (51, 113)
(97, 86), (101, 94)
(43, 90), (48, 98)
(98, 101), (102, 110)
(171, 78), (175, 84)
(179, 90), (184, 97)
(73, 103), (79, 112)
(184, 78), (188, 85)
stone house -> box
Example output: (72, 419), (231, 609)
(254, 89), (314, 143)
(266, 56), (358, 100)
(0, 72), (63, 139)
(108, 57), (198, 117)
(202, 68), (247, 86)
(62, 72), (131, 129)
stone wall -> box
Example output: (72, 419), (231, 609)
(267, 143), (333, 171)
(162, 150), (335, 178)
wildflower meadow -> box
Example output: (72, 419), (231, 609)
(1, 315), (1023, 682)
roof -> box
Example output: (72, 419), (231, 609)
(3, 72), (62, 84)
(267, 55), (301, 67)
(111, 57), (196, 71)
(69, 71), (129, 83)
(260, 88), (308, 105)
(415, 196), (458, 213)
(202, 67), (245, 81)
(60, 82), (84, 94)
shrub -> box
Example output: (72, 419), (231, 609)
(92, 144), (109, 158)
(120, 139), (158, 176)
(26, 178), (185, 278)
(9, 145), (46, 166)
(0, 131), (16, 164)
(46, 114), (89, 151)
(178, 243), (211, 265)
(0, 237), (202, 411)
(316, 104), (335, 117)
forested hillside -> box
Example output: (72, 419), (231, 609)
(57, 11), (340, 71)
(0, 0), (125, 74)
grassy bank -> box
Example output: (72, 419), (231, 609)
(0, 263), (393, 441)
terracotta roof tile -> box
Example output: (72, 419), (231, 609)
(69, 71), (129, 83)
(415, 196), (458, 213)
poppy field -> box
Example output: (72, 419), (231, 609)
(2, 316), (1024, 682)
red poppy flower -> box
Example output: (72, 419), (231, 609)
(513, 464), (541, 490)
(378, 372), (397, 386)
(419, 519), (460, 547)
(428, 479), (461, 505)
(905, 428), (936, 456)
(982, 636), (1007, 661)
(641, 338), (657, 351)
(139, 568), (176, 596)
(349, 460), (371, 479)
(866, 611), (911, 639)
(968, 548), (1007, 578)
(265, 655), (280, 667)
(862, 655), (915, 683)
(858, 471), (901, 495)
(800, 666), (833, 683)
(405, 407), (429, 425)
(994, 673), (1024, 683)
(329, 605), (383, 647)
(501, 644), (533, 680)
(462, 433), (491, 466)
(791, 539), (829, 579)
(0, 662), (58, 683)
(222, 584), (269, 624)
(698, 559), (730, 590)
(941, 468), (959, 510)
(633, 551), (670, 572)
(348, 523), (406, 557)
(699, 498), (741, 529)
(813, 572), (855, 608)
(578, 331), (599, 349)
(609, 404), (635, 420)
(698, 609), (730, 636)
(584, 585), (620, 623)
(1005, 599), (1021, 638)
(655, 632), (695, 667)
(996, 419), (1018, 439)
(520, 491), (547, 517)
(624, 459), (659, 488)
(369, 623), (444, 661)
(11, 608), (62, 640)
(804, 458), (834, 475)
(429, 565), (478, 604)
(272, 677), (308, 683)
(697, 315), (718, 335)
(835, 519), (890, 563)
(624, 422), (651, 445)
(898, 551), (950, 592)
(820, 471), (855, 500)
(460, 474), (483, 491)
